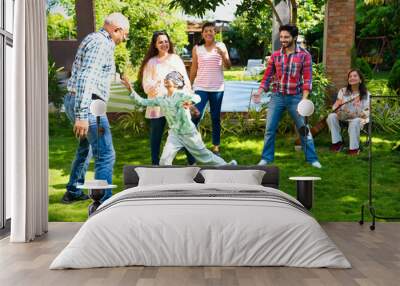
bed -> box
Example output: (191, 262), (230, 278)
(50, 165), (350, 269)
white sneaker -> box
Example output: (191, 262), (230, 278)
(228, 160), (238, 165)
(257, 159), (270, 166)
(311, 161), (322, 168)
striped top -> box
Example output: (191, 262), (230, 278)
(193, 42), (227, 92)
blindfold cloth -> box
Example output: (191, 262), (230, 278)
(165, 71), (185, 89)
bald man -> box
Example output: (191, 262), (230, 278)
(62, 13), (129, 204)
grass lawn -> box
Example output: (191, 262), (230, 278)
(49, 113), (400, 222)
(224, 66), (263, 81)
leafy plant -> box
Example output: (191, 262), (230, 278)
(122, 0), (188, 66)
(114, 42), (131, 75)
(116, 106), (148, 135)
(372, 96), (400, 134)
(354, 57), (373, 80)
(309, 63), (331, 121)
(48, 57), (66, 111)
(388, 59), (400, 94)
(47, 12), (77, 40)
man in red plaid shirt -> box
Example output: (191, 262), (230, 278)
(252, 25), (321, 168)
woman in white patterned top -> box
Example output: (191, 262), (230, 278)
(138, 31), (194, 165)
(326, 69), (370, 155)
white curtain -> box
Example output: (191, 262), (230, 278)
(7, 0), (48, 242)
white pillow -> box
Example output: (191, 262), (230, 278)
(200, 169), (265, 185)
(135, 167), (200, 186)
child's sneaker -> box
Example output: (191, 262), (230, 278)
(228, 160), (237, 165)
(311, 161), (322, 168)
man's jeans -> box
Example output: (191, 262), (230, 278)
(261, 93), (319, 163)
(64, 95), (115, 202)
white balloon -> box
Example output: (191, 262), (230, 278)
(297, 99), (314, 117)
(90, 99), (107, 116)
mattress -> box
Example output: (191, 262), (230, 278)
(50, 183), (351, 269)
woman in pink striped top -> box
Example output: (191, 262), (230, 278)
(190, 22), (231, 156)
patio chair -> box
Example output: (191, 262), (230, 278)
(331, 93), (371, 150)
(243, 59), (265, 77)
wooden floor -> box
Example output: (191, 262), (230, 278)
(0, 222), (399, 286)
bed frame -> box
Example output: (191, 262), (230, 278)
(123, 165), (279, 189)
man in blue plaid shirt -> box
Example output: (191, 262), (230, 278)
(62, 13), (129, 204)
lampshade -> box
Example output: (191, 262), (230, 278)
(90, 99), (107, 116)
(297, 99), (315, 117)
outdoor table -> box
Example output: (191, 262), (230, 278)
(289, 176), (321, 210)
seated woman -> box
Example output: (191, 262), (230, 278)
(124, 71), (237, 166)
(326, 69), (370, 155)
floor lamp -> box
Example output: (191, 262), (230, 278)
(359, 95), (400, 230)
(84, 100), (117, 215)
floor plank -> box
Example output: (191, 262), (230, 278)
(0, 222), (399, 286)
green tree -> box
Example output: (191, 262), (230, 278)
(171, 0), (299, 24)
(47, 12), (76, 40)
(122, 0), (188, 66)
(47, 0), (187, 72)
(225, 5), (272, 64)
(47, 0), (75, 16)
(356, 0), (400, 68)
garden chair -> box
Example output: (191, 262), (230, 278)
(243, 59), (265, 77)
(331, 93), (371, 150)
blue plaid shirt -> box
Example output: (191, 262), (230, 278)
(67, 29), (115, 120)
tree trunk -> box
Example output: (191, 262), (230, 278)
(266, 0), (283, 25)
(290, 0), (297, 24)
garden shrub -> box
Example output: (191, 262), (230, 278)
(355, 57), (373, 80)
(48, 57), (66, 111)
(388, 59), (400, 94)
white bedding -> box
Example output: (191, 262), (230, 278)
(50, 183), (351, 269)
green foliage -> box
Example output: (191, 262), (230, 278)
(116, 108), (148, 135)
(354, 57), (373, 80)
(357, 1), (400, 39)
(225, 6), (272, 64)
(198, 105), (297, 138)
(48, 57), (66, 111)
(94, 0), (128, 30)
(366, 72), (400, 134)
(373, 97), (400, 134)
(170, 0), (289, 18)
(122, 0), (188, 66)
(48, 0), (187, 72)
(298, 0), (325, 63)
(356, 0), (400, 68)
(47, 0), (75, 16)
(114, 42), (131, 74)
(48, 110), (71, 137)
(388, 59), (400, 93)
(310, 63), (331, 120)
(169, 0), (225, 17)
(296, 0), (325, 35)
(47, 12), (76, 40)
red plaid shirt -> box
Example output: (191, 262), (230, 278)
(260, 45), (312, 95)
